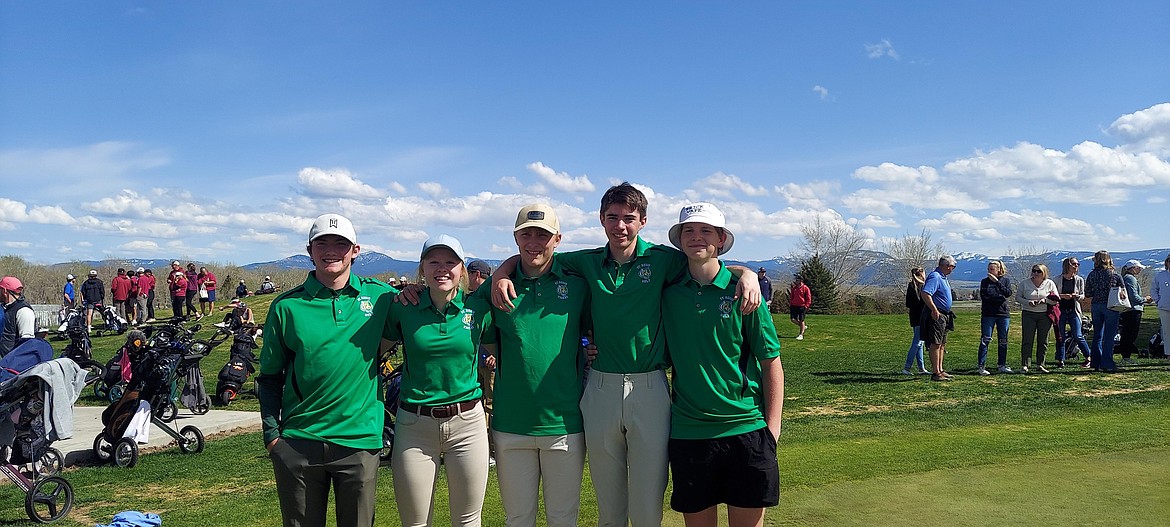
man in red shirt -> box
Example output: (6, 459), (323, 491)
(135, 267), (155, 323)
(110, 268), (133, 325)
(789, 275), (812, 340)
(167, 260), (187, 320)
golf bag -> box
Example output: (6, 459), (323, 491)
(99, 303), (128, 334)
(214, 331), (257, 406)
(1147, 332), (1165, 359)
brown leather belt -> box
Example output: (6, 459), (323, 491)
(400, 400), (479, 419)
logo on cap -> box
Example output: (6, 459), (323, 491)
(527, 211), (545, 220)
(330, 218), (339, 229)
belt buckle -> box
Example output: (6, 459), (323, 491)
(431, 404), (455, 419)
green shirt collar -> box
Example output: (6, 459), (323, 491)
(602, 235), (653, 265)
(304, 271), (360, 297)
(418, 288), (466, 315)
(685, 261), (733, 289)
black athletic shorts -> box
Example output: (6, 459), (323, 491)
(668, 426), (780, 513)
(789, 306), (807, 321)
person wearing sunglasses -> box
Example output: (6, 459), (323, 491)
(1017, 264), (1059, 373)
(1054, 257), (1090, 368)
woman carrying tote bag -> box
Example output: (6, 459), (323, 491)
(1085, 251), (1126, 372)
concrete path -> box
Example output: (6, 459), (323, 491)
(56, 405), (260, 466)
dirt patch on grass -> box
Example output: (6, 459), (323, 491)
(1062, 384), (1170, 397)
(794, 397), (985, 417)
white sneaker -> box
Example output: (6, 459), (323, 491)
(1037, 365), (1050, 373)
(920, 369), (933, 375)
(488, 455), (496, 467)
(1121, 358), (1136, 366)
(977, 368), (991, 376)
(901, 368), (914, 375)
(998, 365), (1014, 374)
(1021, 366), (1029, 374)
(796, 334), (804, 340)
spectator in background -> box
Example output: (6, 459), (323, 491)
(1117, 260), (1152, 365)
(81, 269), (105, 332)
(789, 275), (812, 340)
(1018, 263), (1059, 374)
(978, 260), (1013, 375)
(111, 268), (133, 324)
(759, 267), (773, 304)
(198, 266), (218, 316)
(1151, 254), (1170, 359)
(902, 267), (930, 375)
(235, 279), (249, 299)
(0, 276), (35, 357)
(140, 268), (157, 323)
(1085, 251), (1124, 372)
(258, 275), (277, 295)
(168, 261), (188, 320)
(126, 269), (140, 325)
(185, 263), (200, 319)
(63, 274), (77, 310)
(1054, 257), (1090, 368)
(921, 256), (957, 382)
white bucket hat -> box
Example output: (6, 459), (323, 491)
(668, 202), (734, 255)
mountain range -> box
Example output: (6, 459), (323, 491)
(60, 248), (1168, 289)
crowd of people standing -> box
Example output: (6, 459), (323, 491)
(903, 250), (1166, 379)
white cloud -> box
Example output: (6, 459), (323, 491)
(812, 85), (830, 100)
(0, 198), (76, 225)
(864, 39), (900, 60)
(527, 162), (595, 193)
(705, 172), (770, 198)
(773, 181), (838, 209)
(297, 167), (383, 199)
(854, 215), (899, 228)
(388, 181), (408, 195)
(3, 241), (31, 248)
(918, 209), (1139, 251)
(0, 141), (170, 184)
(843, 163), (988, 215)
(117, 240), (163, 253)
(1107, 102), (1170, 156)
(417, 182), (446, 198)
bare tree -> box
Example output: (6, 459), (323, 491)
(877, 228), (947, 286)
(1002, 244), (1050, 286)
(794, 216), (870, 299)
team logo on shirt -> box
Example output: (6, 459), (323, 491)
(637, 263), (653, 283)
(462, 309), (475, 330)
(719, 296), (734, 319)
(359, 296), (374, 317)
(555, 281), (569, 300)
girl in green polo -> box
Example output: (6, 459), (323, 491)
(384, 234), (493, 527)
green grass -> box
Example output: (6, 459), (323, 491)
(2, 310), (1165, 526)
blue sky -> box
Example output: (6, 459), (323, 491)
(2, 1), (1167, 266)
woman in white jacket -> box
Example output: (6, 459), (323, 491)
(1018, 263), (1059, 373)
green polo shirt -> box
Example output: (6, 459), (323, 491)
(557, 236), (686, 374)
(384, 289), (490, 406)
(258, 271), (397, 449)
(662, 263), (782, 440)
(481, 260), (590, 436)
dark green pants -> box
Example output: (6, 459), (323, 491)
(270, 438), (380, 527)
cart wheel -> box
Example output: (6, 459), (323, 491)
(108, 383), (124, 404)
(155, 401), (177, 423)
(25, 476), (74, 523)
(92, 433), (112, 462)
(380, 427), (395, 466)
(33, 448), (65, 479)
(220, 389), (236, 406)
(114, 438), (139, 468)
(93, 382), (109, 400)
(192, 401), (210, 415)
(178, 426), (205, 454)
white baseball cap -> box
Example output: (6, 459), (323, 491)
(136, 267), (145, 273)
(421, 234), (466, 262)
(1123, 259), (1147, 271)
(668, 202), (735, 255)
(66, 273), (75, 280)
(308, 213), (357, 245)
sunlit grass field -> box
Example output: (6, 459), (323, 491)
(3, 298), (1166, 526)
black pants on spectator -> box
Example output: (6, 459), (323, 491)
(172, 295), (184, 319)
(185, 293), (198, 316)
(1118, 310), (1142, 359)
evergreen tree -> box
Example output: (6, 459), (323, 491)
(799, 254), (840, 314)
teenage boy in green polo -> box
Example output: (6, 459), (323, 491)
(663, 202), (783, 527)
(481, 203), (591, 527)
(257, 213), (397, 527)
(492, 182), (761, 527)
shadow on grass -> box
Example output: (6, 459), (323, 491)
(810, 371), (920, 384)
